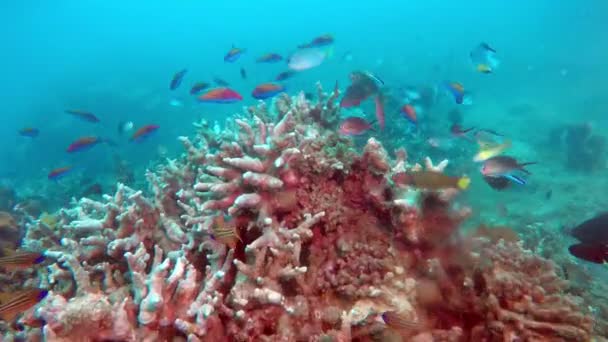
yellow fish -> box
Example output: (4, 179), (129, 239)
(473, 139), (511, 162)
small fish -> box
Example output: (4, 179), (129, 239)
(213, 77), (230, 86)
(481, 156), (536, 182)
(252, 83), (285, 100)
(190, 82), (210, 95)
(19, 127), (39, 138)
(48, 166), (73, 180)
(0, 288), (48, 322)
(275, 71), (296, 81)
(545, 189), (552, 200)
(65, 110), (100, 123)
(240, 67), (247, 79)
(256, 53), (283, 63)
(381, 311), (422, 331)
(117, 121), (134, 135)
(374, 93), (385, 131)
(450, 124), (475, 141)
(298, 34), (334, 49)
(170, 69), (187, 90)
(392, 171), (470, 190)
(401, 104), (417, 125)
(476, 128), (504, 138)
(568, 243), (608, 264)
(288, 47), (331, 71)
(443, 82), (465, 104)
(82, 183), (103, 197)
(211, 215), (241, 249)
(66, 136), (102, 153)
(130, 124), (160, 142)
(473, 140), (512, 162)
(339, 117), (374, 136)
(0, 250), (45, 272)
(198, 88), (243, 104)
(470, 42), (499, 74)
(224, 46), (246, 63)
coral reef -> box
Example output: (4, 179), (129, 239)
(0, 87), (596, 341)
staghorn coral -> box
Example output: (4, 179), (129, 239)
(1, 88), (595, 341)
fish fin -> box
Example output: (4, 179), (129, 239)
(504, 174), (526, 185)
(0, 310), (19, 322)
(457, 176), (471, 190)
(462, 127), (476, 133)
(518, 162), (537, 174)
(324, 46), (334, 59)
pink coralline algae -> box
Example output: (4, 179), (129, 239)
(1, 84), (596, 341)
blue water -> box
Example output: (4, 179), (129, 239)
(1, 0), (607, 201)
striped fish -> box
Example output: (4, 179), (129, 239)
(211, 215), (241, 249)
(0, 288), (48, 322)
(381, 311), (422, 331)
(0, 250), (45, 272)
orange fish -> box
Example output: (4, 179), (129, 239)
(0, 288), (48, 322)
(211, 215), (241, 249)
(392, 171), (470, 190)
(0, 250), (45, 272)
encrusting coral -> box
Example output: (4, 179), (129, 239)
(0, 84), (596, 341)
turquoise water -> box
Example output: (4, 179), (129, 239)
(1, 0), (608, 338)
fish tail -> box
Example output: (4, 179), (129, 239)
(457, 176), (471, 190)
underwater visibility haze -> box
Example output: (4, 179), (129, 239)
(1, 0), (608, 340)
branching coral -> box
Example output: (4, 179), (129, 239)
(1, 87), (595, 341)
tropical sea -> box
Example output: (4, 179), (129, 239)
(1, 0), (607, 339)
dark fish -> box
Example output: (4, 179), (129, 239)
(240, 67), (247, 79)
(570, 213), (608, 244)
(170, 69), (187, 90)
(482, 175), (511, 191)
(19, 127), (39, 138)
(545, 190), (552, 200)
(190, 82), (210, 95)
(213, 77), (230, 86)
(567, 213), (608, 264)
(0, 288), (48, 322)
(568, 243), (608, 264)
(65, 110), (100, 123)
(275, 71), (296, 81)
(82, 183), (103, 197)
(256, 53), (283, 63)
(298, 34), (334, 49)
